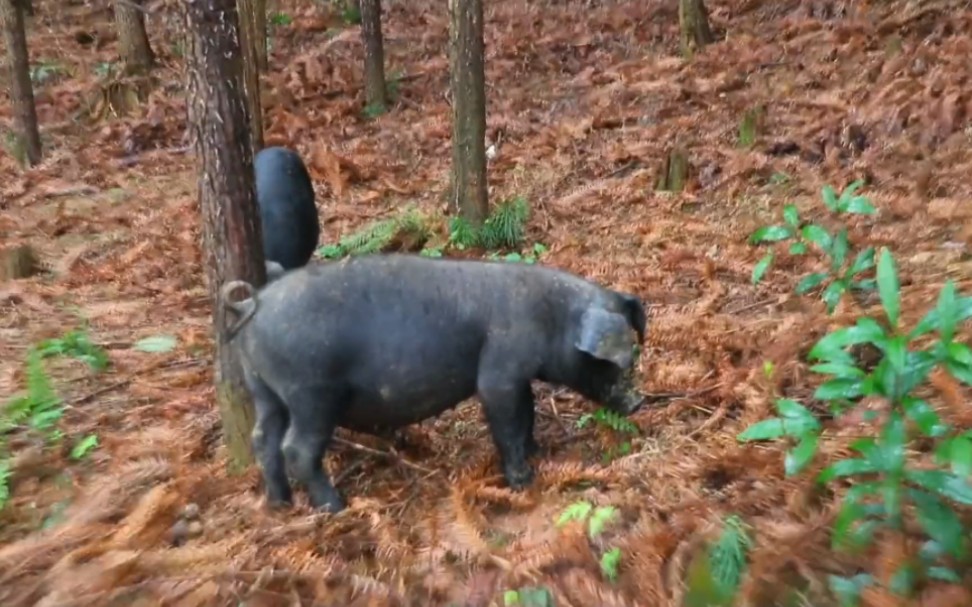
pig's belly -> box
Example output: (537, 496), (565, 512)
(338, 372), (479, 433)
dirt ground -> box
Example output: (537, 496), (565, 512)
(2, 0), (972, 605)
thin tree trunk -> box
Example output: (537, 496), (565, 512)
(1, 0), (41, 166)
(184, 0), (266, 472)
(679, 0), (714, 58)
(254, 0), (267, 71)
(238, 0), (264, 151)
(448, 0), (488, 226)
(359, 0), (387, 112)
(114, 0), (155, 73)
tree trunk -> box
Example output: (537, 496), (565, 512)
(114, 0), (155, 73)
(359, 0), (387, 112)
(679, 0), (714, 58)
(184, 0), (267, 472)
(1, 0), (41, 166)
(254, 0), (267, 71)
(448, 0), (488, 226)
(237, 0), (264, 151)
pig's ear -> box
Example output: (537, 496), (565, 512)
(617, 292), (647, 344)
(575, 308), (636, 368)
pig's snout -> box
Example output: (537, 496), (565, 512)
(617, 390), (645, 415)
(601, 381), (645, 416)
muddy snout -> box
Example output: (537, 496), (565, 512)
(618, 390), (645, 415)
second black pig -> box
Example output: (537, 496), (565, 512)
(254, 146), (320, 271)
(221, 253), (649, 513)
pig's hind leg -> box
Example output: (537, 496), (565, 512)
(280, 386), (346, 513)
(244, 370), (293, 508)
(477, 356), (538, 491)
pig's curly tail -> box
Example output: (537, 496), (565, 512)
(220, 279), (258, 341)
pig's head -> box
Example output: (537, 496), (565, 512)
(569, 291), (648, 415)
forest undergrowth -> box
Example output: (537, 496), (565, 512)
(1, 0), (971, 605)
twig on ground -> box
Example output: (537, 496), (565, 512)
(332, 436), (435, 475)
(68, 358), (205, 405)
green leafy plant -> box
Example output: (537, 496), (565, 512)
(600, 547), (622, 581)
(556, 500), (623, 581)
(450, 195), (531, 252)
(330, 0), (361, 24)
(386, 69), (406, 101)
(750, 180), (878, 314)
(269, 11), (292, 26)
(70, 434), (99, 460)
(487, 242), (548, 265)
(318, 209), (432, 259)
(577, 406), (639, 463)
(502, 586), (553, 606)
(478, 196), (530, 250)
(739, 248), (972, 603)
(738, 107), (761, 148)
(708, 515), (752, 598)
(362, 101), (388, 119)
(684, 514), (753, 607)
(30, 60), (70, 85)
(577, 407), (640, 435)
(1, 328), (110, 510)
(36, 327), (110, 371)
(318, 199), (539, 268)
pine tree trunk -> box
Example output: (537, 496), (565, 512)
(359, 0), (387, 112)
(448, 0), (488, 226)
(253, 0), (267, 71)
(114, 0), (155, 73)
(184, 0), (267, 472)
(679, 0), (714, 58)
(1, 0), (41, 166)
(237, 0), (264, 150)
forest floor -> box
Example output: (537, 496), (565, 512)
(2, 0), (972, 605)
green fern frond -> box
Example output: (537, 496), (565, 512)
(709, 514), (752, 595)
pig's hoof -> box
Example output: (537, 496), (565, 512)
(265, 485), (293, 509)
(309, 493), (346, 514)
(504, 466), (535, 491)
(266, 497), (293, 511)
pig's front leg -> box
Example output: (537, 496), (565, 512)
(477, 360), (537, 490)
(244, 370), (293, 508)
(280, 387), (346, 513)
(517, 383), (540, 459)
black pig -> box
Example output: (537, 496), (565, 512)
(220, 254), (648, 513)
(254, 146), (320, 271)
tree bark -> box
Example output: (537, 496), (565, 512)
(448, 0), (488, 226)
(1, 0), (41, 166)
(184, 0), (267, 472)
(678, 0), (714, 58)
(237, 0), (264, 151)
(359, 0), (387, 112)
(114, 0), (155, 73)
(253, 0), (266, 71)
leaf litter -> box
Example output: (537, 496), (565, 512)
(2, 0), (972, 605)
